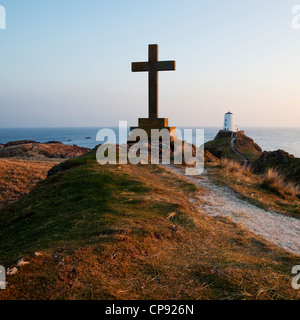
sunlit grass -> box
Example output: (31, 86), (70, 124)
(0, 152), (299, 300)
(0, 159), (60, 209)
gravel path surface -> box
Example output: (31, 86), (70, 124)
(231, 138), (248, 168)
(165, 165), (300, 256)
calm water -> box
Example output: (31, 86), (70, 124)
(0, 127), (299, 158)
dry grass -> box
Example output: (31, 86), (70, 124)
(208, 160), (300, 217)
(0, 159), (61, 210)
(262, 168), (300, 198)
(0, 153), (299, 300)
(221, 158), (251, 173)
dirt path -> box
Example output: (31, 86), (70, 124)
(165, 165), (300, 256)
(231, 138), (248, 168)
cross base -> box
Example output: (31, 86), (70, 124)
(129, 118), (177, 142)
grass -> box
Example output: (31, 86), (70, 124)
(234, 135), (262, 162)
(0, 152), (299, 300)
(205, 138), (242, 161)
(253, 151), (300, 186)
(220, 158), (251, 173)
(205, 133), (262, 163)
(0, 159), (61, 210)
(262, 168), (300, 198)
(208, 159), (300, 217)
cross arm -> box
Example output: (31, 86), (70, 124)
(132, 62), (150, 72)
(156, 61), (176, 71)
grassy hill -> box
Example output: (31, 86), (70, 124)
(0, 159), (60, 210)
(0, 142), (90, 210)
(0, 151), (299, 300)
(205, 132), (262, 163)
(253, 150), (300, 186)
(205, 137), (239, 161)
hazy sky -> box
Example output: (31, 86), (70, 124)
(0, 0), (300, 128)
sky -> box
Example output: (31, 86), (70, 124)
(0, 0), (300, 128)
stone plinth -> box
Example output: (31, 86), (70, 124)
(129, 118), (177, 142)
(130, 45), (177, 144)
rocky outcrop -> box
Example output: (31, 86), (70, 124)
(253, 150), (300, 185)
(0, 142), (90, 161)
(214, 130), (244, 140)
(45, 141), (63, 144)
(4, 140), (39, 147)
(253, 150), (294, 170)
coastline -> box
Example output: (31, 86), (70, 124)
(1, 127), (300, 157)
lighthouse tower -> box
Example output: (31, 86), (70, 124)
(223, 111), (240, 132)
(215, 111), (242, 139)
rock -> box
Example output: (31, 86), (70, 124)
(253, 150), (300, 185)
(85, 137), (92, 140)
(7, 267), (18, 276)
(214, 131), (240, 140)
(4, 140), (39, 147)
(17, 259), (29, 267)
(58, 259), (65, 266)
(253, 150), (294, 172)
(257, 150), (293, 166)
(0, 141), (90, 160)
(34, 252), (43, 257)
(46, 141), (62, 144)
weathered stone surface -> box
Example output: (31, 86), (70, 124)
(130, 118), (177, 142)
(138, 118), (169, 128)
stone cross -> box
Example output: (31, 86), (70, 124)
(132, 44), (176, 119)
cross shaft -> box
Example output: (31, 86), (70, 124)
(132, 44), (176, 119)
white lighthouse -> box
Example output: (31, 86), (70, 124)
(223, 112), (239, 132)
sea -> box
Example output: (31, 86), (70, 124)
(0, 127), (299, 158)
